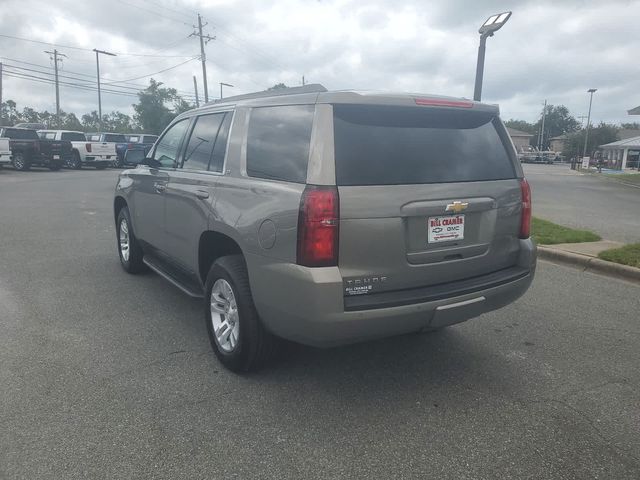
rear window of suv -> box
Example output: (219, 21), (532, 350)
(333, 105), (515, 186)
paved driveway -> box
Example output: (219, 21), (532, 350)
(524, 163), (640, 243)
(1, 168), (639, 479)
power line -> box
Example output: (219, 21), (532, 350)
(102, 57), (198, 84)
(1, 58), (197, 97)
(140, 0), (194, 20)
(115, 0), (192, 25)
(3, 72), (141, 98)
(0, 33), (194, 58)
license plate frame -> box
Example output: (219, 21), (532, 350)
(428, 215), (465, 243)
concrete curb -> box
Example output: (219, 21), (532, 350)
(537, 246), (640, 284)
(582, 170), (640, 190)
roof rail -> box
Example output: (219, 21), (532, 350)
(206, 84), (327, 105)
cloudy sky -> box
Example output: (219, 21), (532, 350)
(1, 0), (639, 125)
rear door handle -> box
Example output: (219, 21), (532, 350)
(154, 182), (166, 193)
(195, 189), (209, 199)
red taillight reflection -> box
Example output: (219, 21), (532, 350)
(414, 98), (473, 108)
(519, 178), (532, 239)
(297, 186), (339, 267)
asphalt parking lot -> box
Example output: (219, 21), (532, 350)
(1, 168), (639, 479)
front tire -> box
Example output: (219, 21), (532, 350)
(116, 207), (145, 273)
(205, 255), (277, 372)
(13, 152), (29, 171)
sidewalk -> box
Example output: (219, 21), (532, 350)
(537, 240), (640, 284)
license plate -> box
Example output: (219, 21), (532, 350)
(53, 155), (60, 160)
(428, 215), (465, 243)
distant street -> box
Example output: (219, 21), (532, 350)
(524, 163), (640, 243)
(1, 168), (639, 479)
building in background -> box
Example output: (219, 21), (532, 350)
(600, 136), (640, 170)
(549, 134), (568, 153)
(506, 127), (534, 152)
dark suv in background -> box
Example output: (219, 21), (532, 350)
(113, 85), (536, 372)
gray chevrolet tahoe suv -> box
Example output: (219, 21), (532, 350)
(114, 84), (536, 372)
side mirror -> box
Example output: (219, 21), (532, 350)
(125, 148), (160, 168)
(139, 157), (162, 168)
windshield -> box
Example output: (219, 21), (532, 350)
(104, 134), (127, 143)
(4, 128), (39, 140)
(61, 132), (87, 142)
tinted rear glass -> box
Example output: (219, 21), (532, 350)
(104, 134), (127, 143)
(247, 105), (314, 183)
(4, 128), (38, 140)
(61, 132), (87, 142)
(333, 105), (515, 186)
(143, 135), (158, 144)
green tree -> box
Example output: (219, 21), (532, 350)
(267, 83), (288, 91)
(21, 107), (41, 123)
(81, 111), (101, 132)
(563, 122), (619, 159)
(534, 104), (580, 149)
(504, 119), (535, 134)
(620, 122), (640, 129)
(104, 111), (138, 133)
(59, 112), (83, 131)
(133, 78), (193, 134)
(0, 100), (20, 126)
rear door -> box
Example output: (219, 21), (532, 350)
(164, 111), (233, 271)
(332, 104), (523, 297)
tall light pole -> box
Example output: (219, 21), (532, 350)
(93, 49), (117, 130)
(473, 11), (512, 101)
(582, 88), (597, 161)
(220, 82), (233, 100)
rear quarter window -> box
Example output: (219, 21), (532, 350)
(246, 105), (314, 183)
(333, 105), (515, 186)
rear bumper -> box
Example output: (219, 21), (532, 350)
(249, 239), (536, 347)
(0, 154), (11, 165)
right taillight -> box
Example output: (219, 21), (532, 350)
(86, 143), (92, 152)
(297, 185), (339, 267)
(519, 178), (532, 239)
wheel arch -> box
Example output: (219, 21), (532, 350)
(198, 230), (244, 284)
(114, 196), (128, 226)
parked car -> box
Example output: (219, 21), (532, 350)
(38, 130), (116, 169)
(0, 127), (69, 171)
(122, 134), (159, 166)
(113, 85), (536, 372)
(85, 133), (128, 167)
(0, 137), (11, 168)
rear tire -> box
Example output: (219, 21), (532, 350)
(205, 255), (277, 372)
(116, 207), (145, 274)
(72, 151), (82, 169)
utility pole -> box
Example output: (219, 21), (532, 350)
(190, 14), (214, 103)
(538, 100), (547, 151)
(302, 75), (306, 86)
(582, 89), (597, 161)
(93, 49), (117, 130)
(44, 49), (67, 127)
(193, 75), (200, 108)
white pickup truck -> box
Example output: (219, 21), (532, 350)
(38, 130), (116, 169)
(0, 137), (11, 167)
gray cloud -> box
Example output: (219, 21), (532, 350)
(0, 0), (638, 125)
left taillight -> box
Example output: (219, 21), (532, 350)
(519, 178), (532, 239)
(297, 185), (340, 267)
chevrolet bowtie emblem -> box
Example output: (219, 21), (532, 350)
(445, 201), (469, 214)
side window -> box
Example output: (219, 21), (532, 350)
(246, 105), (314, 183)
(210, 113), (232, 173)
(152, 119), (189, 168)
(45, 132), (56, 140)
(182, 113), (225, 171)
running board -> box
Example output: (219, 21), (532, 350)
(143, 256), (204, 299)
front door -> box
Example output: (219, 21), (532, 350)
(129, 118), (190, 254)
